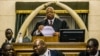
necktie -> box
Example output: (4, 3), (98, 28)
(50, 20), (52, 26)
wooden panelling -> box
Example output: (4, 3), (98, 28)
(32, 36), (59, 42)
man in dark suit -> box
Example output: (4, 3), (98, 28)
(5, 28), (15, 43)
(31, 38), (65, 56)
(31, 6), (69, 36)
(79, 38), (100, 56)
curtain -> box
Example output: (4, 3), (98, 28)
(15, 14), (28, 38)
(75, 13), (88, 29)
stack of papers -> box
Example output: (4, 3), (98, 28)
(41, 26), (55, 36)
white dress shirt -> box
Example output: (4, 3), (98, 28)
(48, 18), (55, 25)
(6, 37), (14, 43)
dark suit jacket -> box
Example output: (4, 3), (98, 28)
(0, 48), (2, 56)
(79, 51), (100, 56)
(31, 18), (69, 36)
(31, 50), (65, 56)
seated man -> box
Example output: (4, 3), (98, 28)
(31, 38), (65, 56)
(79, 38), (100, 56)
(0, 43), (16, 56)
(31, 6), (69, 36)
(5, 28), (15, 43)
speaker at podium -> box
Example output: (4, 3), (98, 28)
(59, 29), (85, 42)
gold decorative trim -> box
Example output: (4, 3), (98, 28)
(16, 10), (88, 14)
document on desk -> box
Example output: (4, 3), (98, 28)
(41, 26), (55, 36)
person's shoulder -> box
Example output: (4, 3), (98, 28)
(79, 51), (89, 56)
(55, 18), (61, 20)
(0, 48), (2, 56)
(38, 20), (46, 24)
(31, 52), (38, 56)
(12, 38), (16, 42)
(50, 50), (65, 56)
(55, 18), (66, 22)
(98, 50), (100, 54)
(79, 51), (86, 54)
(54, 18), (63, 22)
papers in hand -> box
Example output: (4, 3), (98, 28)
(41, 26), (55, 36)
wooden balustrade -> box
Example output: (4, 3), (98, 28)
(13, 42), (86, 56)
(13, 36), (86, 56)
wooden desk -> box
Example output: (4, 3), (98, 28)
(32, 36), (59, 42)
(13, 42), (86, 56)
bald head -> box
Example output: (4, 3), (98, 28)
(33, 39), (47, 55)
(33, 38), (46, 46)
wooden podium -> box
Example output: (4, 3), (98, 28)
(32, 36), (59, 42)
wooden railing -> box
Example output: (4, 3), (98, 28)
(13, 36), (86, 56)
(13, 42), (86, 56)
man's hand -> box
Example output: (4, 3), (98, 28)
(53, 32), (60, 36)
(38, 25), (44, 32)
